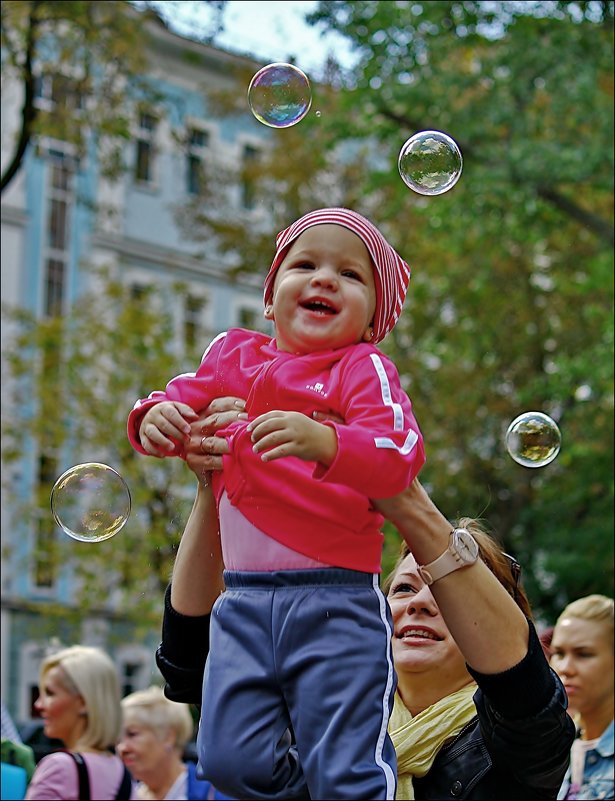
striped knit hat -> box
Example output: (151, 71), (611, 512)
(263, 208), (411, 344)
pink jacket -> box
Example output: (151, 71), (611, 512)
(128, 329), (425, 572)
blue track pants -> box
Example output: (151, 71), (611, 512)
(197, 568), (397, 800)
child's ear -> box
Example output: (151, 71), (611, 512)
(362, 326), (374, 342)
(264, 304), (274, 320)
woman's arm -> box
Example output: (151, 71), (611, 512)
(376, 479), (530, 674)
(169, 480), (224, 615)
(156, 398), (245, 703)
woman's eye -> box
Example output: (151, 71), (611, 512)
(390, 582), (417, 595)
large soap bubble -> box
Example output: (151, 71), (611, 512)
(398, 130), (463, 195)
(248, 63), (312, 128)
(51, 463), (131, 542)
(505, 412), (561, 468)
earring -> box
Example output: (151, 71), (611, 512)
(264, 304), (274, 319)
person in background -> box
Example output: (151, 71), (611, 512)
(25, 645), (133, 800)
(1, 697), (36, 800)
(1, 741), (36, 801)
(550, 594), (614, 801)
(118, 686), (232, 801)
(156, 398), (575, 800)
(1, 699), (22, 743)
(128, 207), (426, 800)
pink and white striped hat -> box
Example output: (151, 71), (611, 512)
(263, 207), (411, 344)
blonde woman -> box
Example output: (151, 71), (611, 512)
(550, 594), (614, 801)
(25, 645), (133, 800)
(117, 686), (231, 800)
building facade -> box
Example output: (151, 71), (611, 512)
(1, 13), (273, 729)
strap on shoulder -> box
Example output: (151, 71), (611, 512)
(65, 751), (90, 801)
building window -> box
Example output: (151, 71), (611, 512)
(34, 73), (84, 113)
(116, 648), (150, 697)
(45, 259), (65, 317)
(130, 283), (147, 302)
(186, 128), (209, 196)
(134, 112), (157, 183)
(184, 294), (206, 349)
(33, 518), (57, 588)
(33, 455), (59, 589)
(241, 144), (260, 210)
(43, 157), (73, 317)
(121, 662), (141, 697)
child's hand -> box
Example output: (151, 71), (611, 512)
(139, 401), (198, 457)
(248, 410), (338, 466)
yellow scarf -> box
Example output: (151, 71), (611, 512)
(389, 683), (477, 800)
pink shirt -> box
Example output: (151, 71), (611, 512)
(219, 490), (328, 570)
(25, 751), (136, 801)
(128, 329), (425, 573)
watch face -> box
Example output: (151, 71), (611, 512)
(453, 529), (479, 563)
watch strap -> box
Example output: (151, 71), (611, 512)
(418, 528), (478, 586)
(418, 546), (463, 585)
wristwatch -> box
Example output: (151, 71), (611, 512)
(418, 528), (480, 585)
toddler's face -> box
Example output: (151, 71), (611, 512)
(268, 224), (377, 354)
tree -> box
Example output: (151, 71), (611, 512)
(1, 268), (207, 629)
(0, 0), (226, 193)
(178, 0), (613, 618)
(2, 1), (612, 623)
(308, 0), (615, 618)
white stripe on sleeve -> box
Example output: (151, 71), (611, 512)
(369, 353), (404, 431)
(373, 430), (419, 455)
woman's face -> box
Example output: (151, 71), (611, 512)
(117, 717), (174, 782)
(550, 616), (614, 718)
(34, 665), (85, 747)
(387, 553), (469, 685)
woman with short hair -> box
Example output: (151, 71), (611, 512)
(118, 685), (231, 800)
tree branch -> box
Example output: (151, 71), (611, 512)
(536, 186), (614, 246)
(379, 107), (613, 247)
(1, 1), (42, 195)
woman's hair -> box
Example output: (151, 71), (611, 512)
(121, 685), (193, 751)
(382, 517), (533, 620)
(40, 645), (121, 751)
(555, 594), (614, 646)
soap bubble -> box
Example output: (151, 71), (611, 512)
(51, 463), (131, 542)
(505, 412), (561, 468)
(248, 63), (312, 128)
(398, 130), (463, 195)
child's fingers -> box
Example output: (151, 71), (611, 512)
(162, 405), (196, 436)
(172, 402), (199, 420)
(141, 429), (176, 456)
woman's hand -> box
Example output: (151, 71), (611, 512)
(184, 397), (248, 483)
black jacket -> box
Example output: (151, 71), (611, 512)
(414, 644), (574, 799)
(156, 585), (575, 800)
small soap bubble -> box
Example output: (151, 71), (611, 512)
(398, 130), (463, 195)
(505, 412), (561, 468)
(248, 62), (312, 128)
(51, 463), (131, 542)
